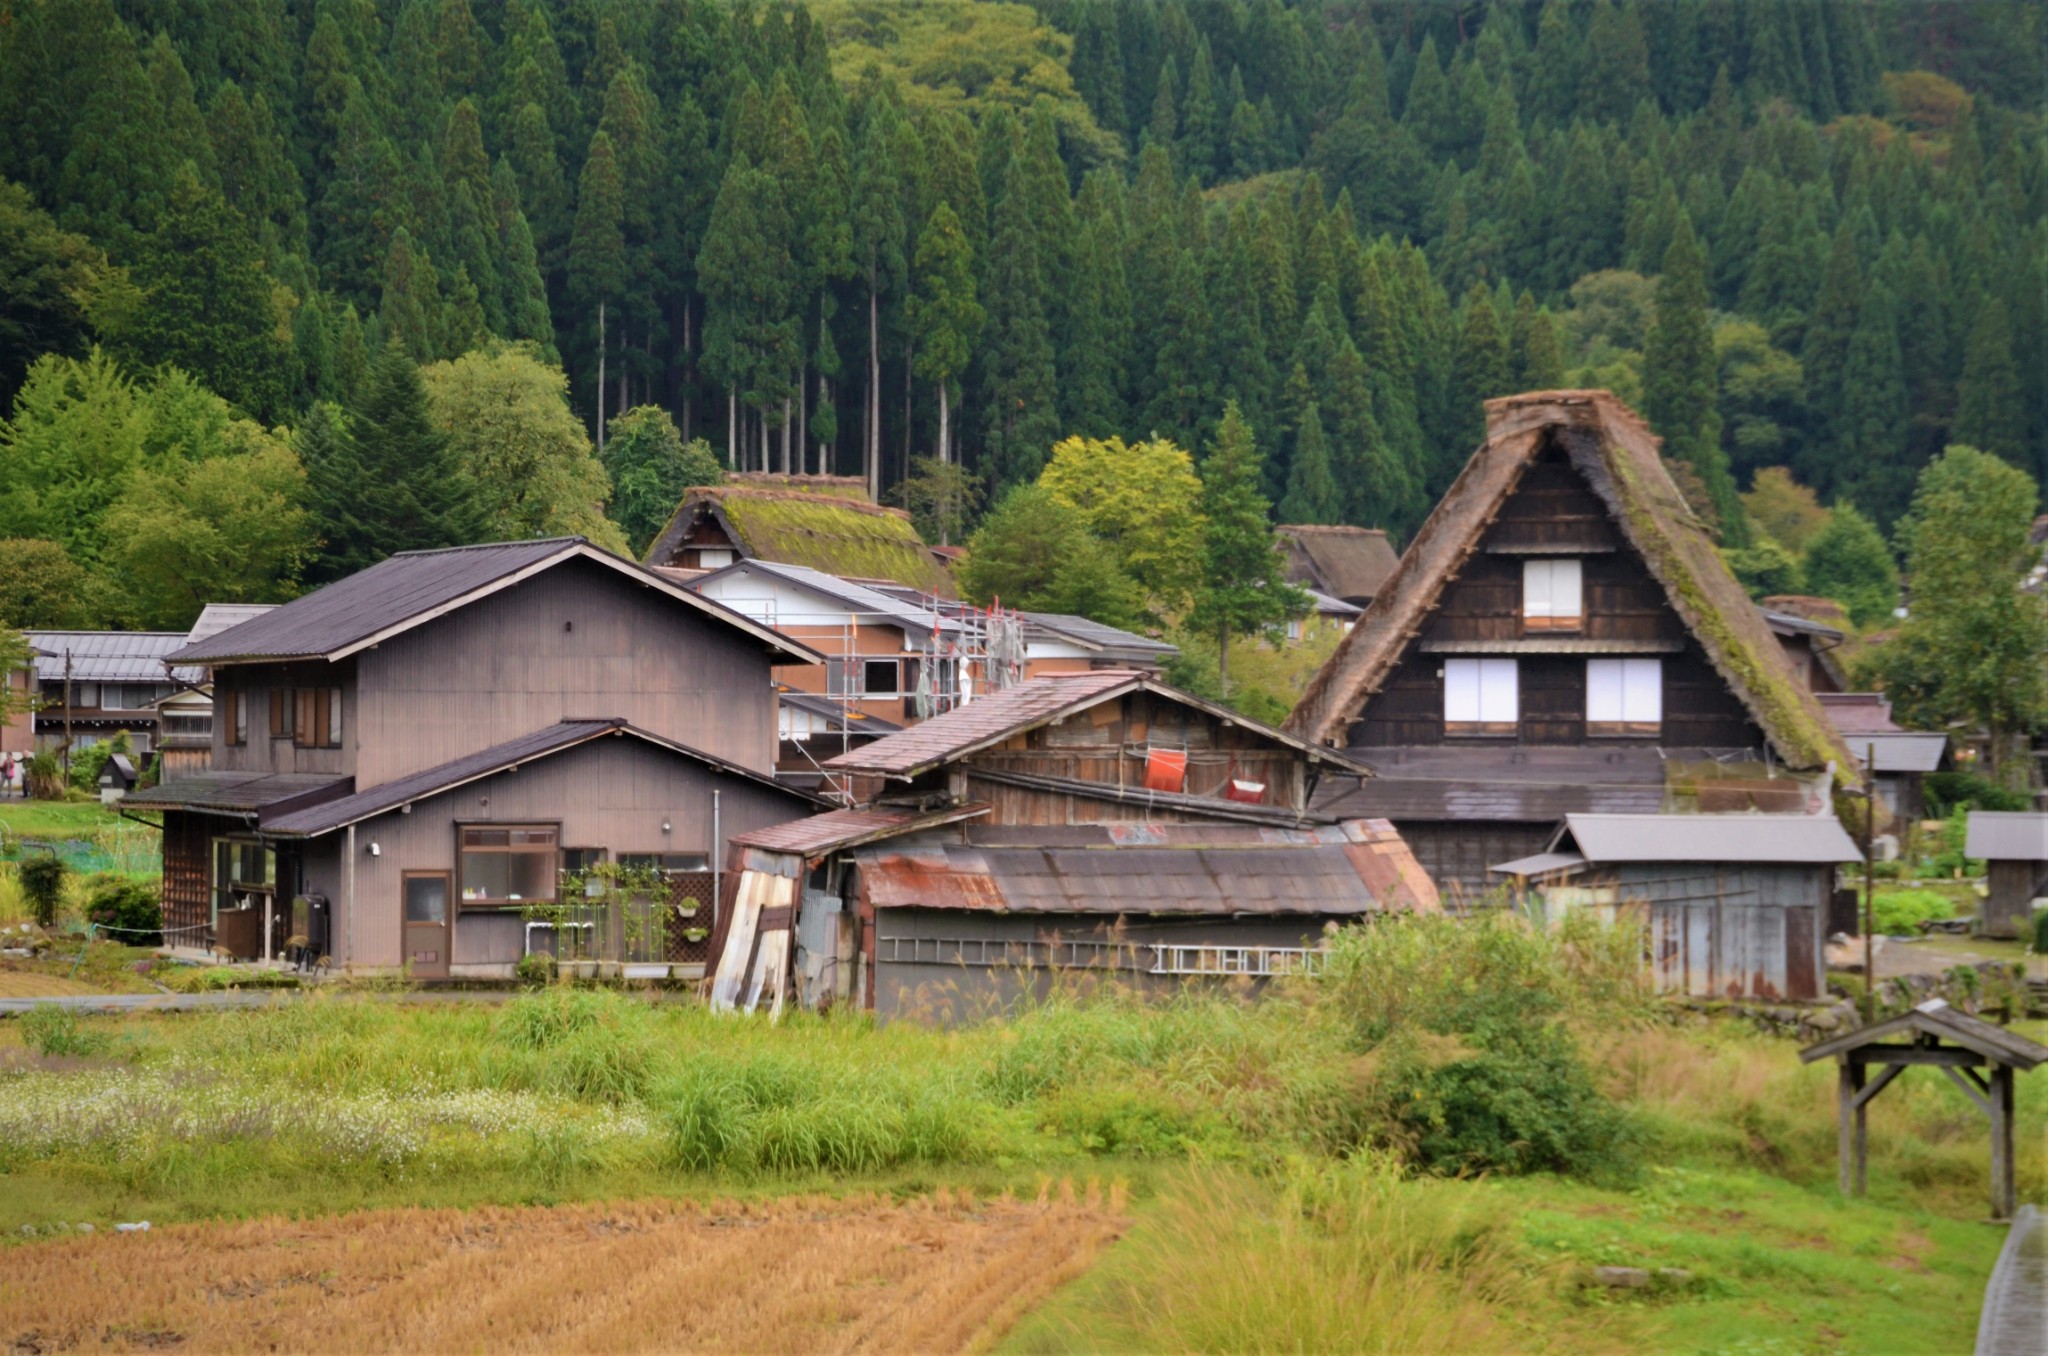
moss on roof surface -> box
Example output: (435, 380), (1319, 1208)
(1288, 390), (1860, 782)
(717, 490), (949, 593)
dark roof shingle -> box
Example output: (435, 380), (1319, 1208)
(172, 539), (812, 665)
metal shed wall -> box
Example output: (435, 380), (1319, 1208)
(1555, 862), (1828, 1000)
(871, 907), (1337, 1024)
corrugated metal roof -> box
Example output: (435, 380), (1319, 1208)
(1563, 813), (1859, 864)
(124, 771), (351, 817)
(1966, 812), (2048, 863)
(25, 631), (194, 684)
(171, 539), (815, 665)
(728, 803), (989, 856)
(823, 671), (1363, 778)
(1858, 732), (1947, 774)
(693, 559), (962, 636)
(1489, 850), (1588, 878)
(852, 818), (1435, 916)
(263, 719), (818, 837)
(779, 690), (902, 735)
(1016, 611), (1181, 657)
(184, 604), (280, 646)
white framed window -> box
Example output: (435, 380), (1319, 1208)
(1522, 559), (1583, 631)
(1587, 658), (1661, 734)
(1445, 658), (1518, 734)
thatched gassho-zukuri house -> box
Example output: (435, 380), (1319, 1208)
(1276, 525), (1402, 608)
(1287, 390), (1861, 900)
(644, 476), (951, 595)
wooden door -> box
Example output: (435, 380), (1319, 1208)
(403, 872), (451, 978)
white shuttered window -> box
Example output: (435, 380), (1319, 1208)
(1445, 658), (1518, 733)
(1587, 658), (1661, 733)
(1522, 558), (1583, 630)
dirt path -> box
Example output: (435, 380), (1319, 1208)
(0, 1189), (1127, 1354)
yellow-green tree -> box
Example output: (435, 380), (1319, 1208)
(419, 343), (627, 553)
(1039, 433), (1205, 615)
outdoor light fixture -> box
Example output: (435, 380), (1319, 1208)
(368, 842), (381, 857)
(661, 820), (672, 835)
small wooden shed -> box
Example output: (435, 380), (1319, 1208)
(1964, 812), (2048, 940)
(1800, 999), (2047, 1220)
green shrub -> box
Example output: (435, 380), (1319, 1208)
(84, 873), (161, 943)
(2032, 910), (2048, 956)
(1925, 771), (2030, 817)
(1039, 1084), (1222, 1157)
(167, 966), (300, 993)
(17, 855), (66, 928)
(1870, 889), (1955, 935)
(1317, 912), (1645, 1181)
(1924, 808), (1984, 878)
(513, 952), (554, 987)
(20, 1006), (108, 1058)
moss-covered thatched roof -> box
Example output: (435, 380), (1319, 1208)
(1285, 391), (1859, 781)
(644, 484), (949, 594)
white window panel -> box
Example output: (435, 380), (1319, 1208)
(1522, 558), (1583, 626)
(1446, 658), (1517, 727)
(1587, 658), (1661, 727)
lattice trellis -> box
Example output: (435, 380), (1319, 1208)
(664, 872), (717, 968)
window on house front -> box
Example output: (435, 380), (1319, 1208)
(212, 838), (274, 920)
(459, 825), (559, 906)
(1444, 658), (1518, 735)
(1522, 559), (1583, 631)
(863, 659), (900, 695)
(619, 853), (711, 875)
(276, 686), (343, 748)
(1587, 659), (1662, 735)
(222, 689), (246, 745)
(825, 660), (855, 696)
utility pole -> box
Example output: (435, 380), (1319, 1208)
(61, 647), (73, 786)
(1861, 742), (1876, 1024)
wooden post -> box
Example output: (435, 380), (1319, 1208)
(1992, 1063), (2015, 1221)
(1837, 1059), (1859, 1197)
(1853, 1061), (1869, 1196)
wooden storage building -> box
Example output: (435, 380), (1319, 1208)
(1964, 813), (2048, 940)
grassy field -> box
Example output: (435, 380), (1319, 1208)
(0, 913), (2033, 1354)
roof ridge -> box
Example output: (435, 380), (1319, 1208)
(388, 536), (587, 558)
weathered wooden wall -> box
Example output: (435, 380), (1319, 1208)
(1577, 863), (1827, 1000)
(1983, 860), (2043, 940)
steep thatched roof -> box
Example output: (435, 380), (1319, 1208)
(1285, 391), (1860, 780)
(644, 484), (950, 594)
(1276, 525), (1401, 605)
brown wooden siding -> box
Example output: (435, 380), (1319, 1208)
(161, 811), (211, 936)
(1347, 441), (1766, 754)
(353, 556), (782, 785)
(208, 660), (357, 779)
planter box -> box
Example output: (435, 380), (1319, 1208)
(595, 961), (623, 980)
(622, 962), (670, 981)
(675, 962), (707, 981)
(559, 959), (599, 980)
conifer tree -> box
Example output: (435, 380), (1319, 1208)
(306, 342), (480, 582)
(1277, 402), (1340, 524)
(1955, 297), (2024, 468)
(1801, 501), (1897, 627)
(907, 202), (981, 467)
(128, 163), (292, 420)
(1644, 215), (1738, 538)
(1450, 284), (1509, 451)
(850, 103), (906, 495)
(378, 226), (443, 363)
(568, 129), (626, 449)
(976, 193), (1058, 488)
(1191, 401), (1305, 691)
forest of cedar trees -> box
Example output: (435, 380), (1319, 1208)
(0, 0), (2042, 641)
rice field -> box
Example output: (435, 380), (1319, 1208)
(0, 1187), (1127, 1354)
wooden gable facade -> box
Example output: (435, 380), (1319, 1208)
(1345, 438), (1763, 753)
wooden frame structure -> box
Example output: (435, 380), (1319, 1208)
(1800, 1000), (2047, 1220)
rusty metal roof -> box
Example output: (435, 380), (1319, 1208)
(852, 818), (1437, 916)
(170, 539), (816, 666)
(728, 803), (989, 857)
(821, 671), (1367, 778)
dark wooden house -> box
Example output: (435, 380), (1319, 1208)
(706, 671), (1438, 1021)
(126, 538), (825, 974)
(1287, 391), (1860, 902)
